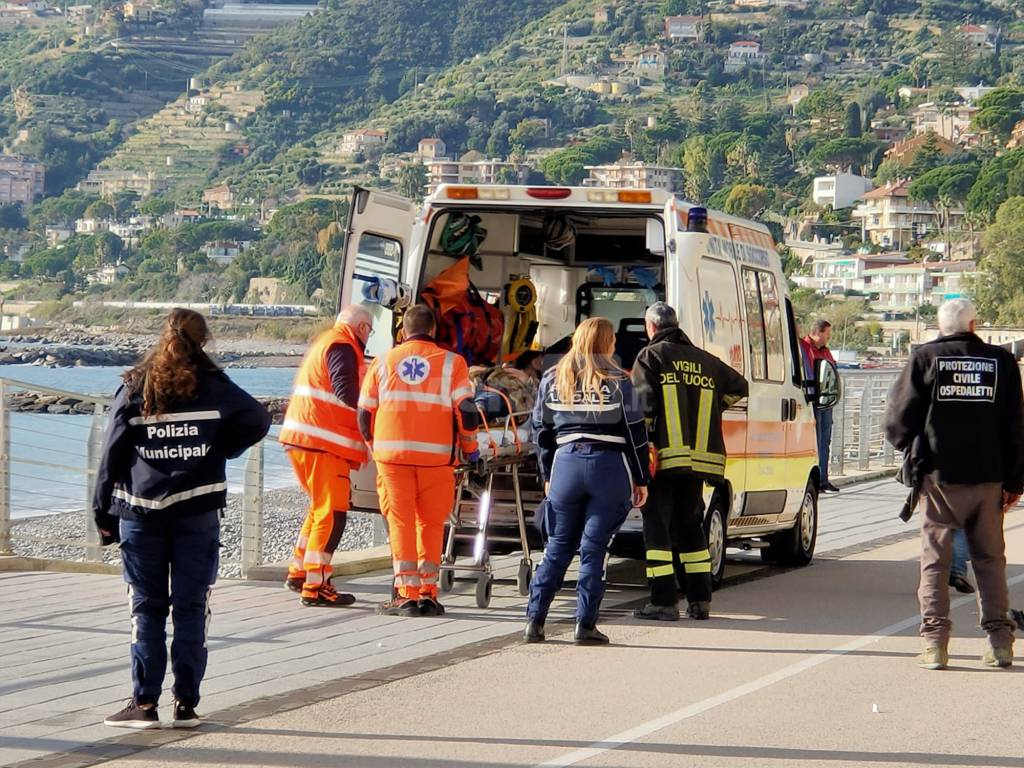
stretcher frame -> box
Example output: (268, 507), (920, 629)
(439, 407), (538, 608)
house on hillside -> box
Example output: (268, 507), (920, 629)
(864, 261), (976, 313)
(1007, 118), (1024, 149)
(872, 122), (909, 144)
(882, 132), (957, 168)
(45, 225), (73, 247)
(338, 129), (387, 159)
(665, 15), (703, 42)
(634, 48), (667, 79)
(851, 179), (964, 250)
(812, 173), (874, 210)
(583, 159), (683, 193)
(203, 184), (236, 212)
(594, 6), (613, 24)
(424, 155), (527, 196)
(911, 102), (977, 145)
(86, 264), (131, 286)
(5, 0), (47, 12)
(417, 138), (448, 163)
(79, 170), (167, 198)
(726, 41), (762, 72)
(122, 2), (155, 22)
(960, 24), (996, 49)
(0, 156), (44, 205)
(75, 218), (110, 235)
(956, 83), (995, 103)
(793, 251), (910, 296)
(204, 241), (246, 265)
(787, 84), (810, 110)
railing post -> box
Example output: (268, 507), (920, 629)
(0, 380), (11, 556)
(831, 379), (845, 477)
(83, 403), (106, 562)
(241, 441), (265, 578)
(858, 377), (872, 471)
(882, 375), (896, 467)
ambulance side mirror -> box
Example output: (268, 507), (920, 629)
(815, 359), (841, 410)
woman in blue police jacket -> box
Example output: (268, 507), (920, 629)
(525, 317), (649, 645)
(94, 309), (270, 729)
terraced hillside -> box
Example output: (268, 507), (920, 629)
(98, 84), (264, 194)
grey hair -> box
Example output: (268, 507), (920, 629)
(811, 318), (832, 334)
(645, 301), (679, 330)
(937, 298), (977, 336)
(337, 304), (372, 326)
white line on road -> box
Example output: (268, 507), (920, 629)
(536, 571), (1024, 767)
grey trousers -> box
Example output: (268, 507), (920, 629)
(918, 477), (1016, 647)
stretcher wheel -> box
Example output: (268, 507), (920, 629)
(440, 568), (455, 593)
(516, 561), (532, 596)
(475, 575), (493, 608)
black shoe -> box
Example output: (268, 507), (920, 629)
(1010, 608), (1024, 632)
(172, 701), (200, 729)
(949, 574), (976, 594)
(104, 700), (160, 729)
(418, 597), (445, 617)
(687, 601), (711, 620)
(633, 602), (680, 622)
(284, 576), (304, 593)
(524, 619), (546, 643)
(300, 584), (356, 607)
(821, 482), (840, 494)
(574, 623), (610, 645)
(376, 598), (420, 617)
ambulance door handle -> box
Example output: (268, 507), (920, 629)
(789, 398), (798, 421)
(781, 399), (790, 421)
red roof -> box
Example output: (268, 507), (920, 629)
(862, 180), (911, 200)
(420, 138), (443, 145)
(732, 41), (760, 47)
(961, 24), (986, 33)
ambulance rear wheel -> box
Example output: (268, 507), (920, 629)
(475, 575), (493, 608)
(704, 500), (727, 591)
(516, 561), (532, 596)
(440, 569), (455, 593)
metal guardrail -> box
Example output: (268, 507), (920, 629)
(0, 372), (902, 574)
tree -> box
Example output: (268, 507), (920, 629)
(139, 196), (175, 218)
(936, 26), (974, 83)
(796, 88), (845, 135)
(84, 200), (114, 221)
(974, 197), (1024, 323)
(966, 148), (1024, 220)
(723, 184), (771, 219)
(810, 137), (878, 174)
(0, 203), (27, 230)
(397, 163), (428, 201)
(906, 131), (944, 179)
(661, 0), (701, 13)
(844, 102), (862, 138)
(508, 119), (546, 149)
(111, 191), (139, 220)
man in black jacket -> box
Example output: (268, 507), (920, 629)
(631, 302), (748, 620)
(885, 298), (1024, 670)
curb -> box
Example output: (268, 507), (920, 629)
(243, 544), (393, 582)
(832, 468), (897, 488)
(0, 555), (120, 575)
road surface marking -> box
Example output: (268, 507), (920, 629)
(536, 570), (1024, 767)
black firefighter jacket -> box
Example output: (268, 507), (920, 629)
(885, 332), (1024, 494)
(93, 368), (272, 542)
(631, 327), (749, 481)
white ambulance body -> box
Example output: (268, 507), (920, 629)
(339, 184), (835, 583)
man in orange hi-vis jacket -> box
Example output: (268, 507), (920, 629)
(280, 304), (373, 607)
(358, 305), (481, 617)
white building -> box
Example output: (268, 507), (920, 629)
(78, 170), (167, 198)
(634, 48), (668, 79)
(664, 15), (703, 41)
(417, 138), (447, 163)
(75, 218), (110, 235)
(863, 261), (977, 313)
(204, 240), (245, 265)
(425, 157), (525, 195)
(793, 252), (911, 295)
(728, 41), (762, 59)
(203, 2), (319, 29)
(0, 156), (44, 206)
(812, 173), (874, 210)
(86, 264), (130, 286)
(339, 129), (387, 158)
(852, 180), (964, 250)
(910, 102), (977, 145)
(960, 24), (996, 49)
(583, 160), (683, 192)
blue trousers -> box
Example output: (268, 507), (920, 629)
(526, 443), (633, 627)
(814, 407), (834, 485)
(119, 510), (220, 708)
(951, 528), (970, 579)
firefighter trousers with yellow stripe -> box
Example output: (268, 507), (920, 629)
(287, 448), (353, 599)
(642, 473), (712, 606)
(377, 462), (456, 600)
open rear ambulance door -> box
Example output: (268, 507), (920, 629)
(340, 187), (419, 512)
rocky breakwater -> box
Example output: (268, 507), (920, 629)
(6, 391), (292, 423)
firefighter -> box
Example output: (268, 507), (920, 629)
(280, 304), (374, 607)
(631, 302), (748, 621)
(358, 305), (481, 617)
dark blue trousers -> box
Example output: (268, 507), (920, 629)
(815, 406), (833, 485)
(119, 510), (220, 708)
(527, 442), (633, 627)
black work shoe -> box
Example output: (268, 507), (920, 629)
(172, 701), (200, 729)
(574, 623), (610, 645)
(104, 700), (160, 729)
(949, 574), (976, 594)
(418, 597), (445, 617)
(376, 598), (420, 617)
(687, 601), (711, 620)
(300, 584), (356, 607)
(284, 576), (304, 593)
(1011, 608), (1024, 632)
(633, 602), (680, 622)
(821, 482), (841, 494)
(524, 619), (546, 643)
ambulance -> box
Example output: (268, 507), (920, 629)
(339, 184), (840, 586)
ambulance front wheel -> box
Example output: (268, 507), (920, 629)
(761, 480), (817, 567)
(475, 575), (493, 608)
(516, 560), (533, 596)
(440, 568), (455, 593)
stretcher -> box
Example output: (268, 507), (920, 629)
(439, 403), (541, 608)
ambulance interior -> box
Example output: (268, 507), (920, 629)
(417, 208), (667, 370)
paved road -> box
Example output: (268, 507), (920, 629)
(0, 480), (961, 767)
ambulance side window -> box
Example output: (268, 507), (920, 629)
(742, 269), (767, 381)
(760, 272), (786, 382)
(353, 233), (402, 359)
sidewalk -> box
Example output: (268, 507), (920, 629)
(1, 479), (911, 767)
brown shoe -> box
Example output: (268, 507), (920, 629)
(917, 644), (949, 670)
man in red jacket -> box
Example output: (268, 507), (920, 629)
(800, 319), (839, 494)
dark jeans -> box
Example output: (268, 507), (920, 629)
(642, 474), (711, 606)
(814, 406), (833, 485)
(526, 442), (633, 627)
(119, 510), (220, 707)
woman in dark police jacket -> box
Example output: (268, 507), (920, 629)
(93, 309), (271, 729)
(525, 317), (649, 646)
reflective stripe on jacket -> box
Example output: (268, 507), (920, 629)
(279, 322), (368, 464)
(359, 337), (478, 466)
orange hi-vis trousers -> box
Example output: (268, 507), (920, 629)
(376, 462), (456, 600)
(287, 448), (353, 599)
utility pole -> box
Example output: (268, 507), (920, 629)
(561, 20), (569, 76)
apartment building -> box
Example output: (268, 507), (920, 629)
(583, 160), (683, 192)
(0, 156), (44, 206)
